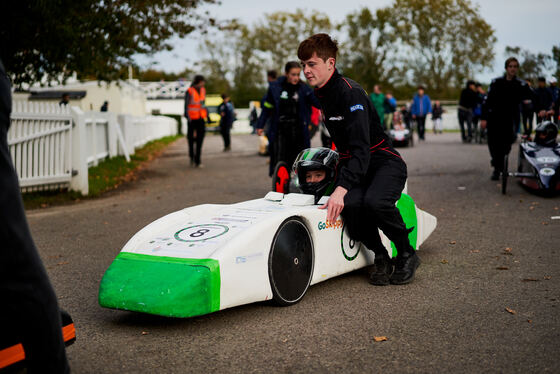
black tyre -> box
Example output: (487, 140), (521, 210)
(502, 154), (509, 195)
(272, 162), (290, 193)
(268, 217), (314, 306)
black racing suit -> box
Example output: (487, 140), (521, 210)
(481, 75), (533, 172)
(315, 69), (413, 258)
(0, 60), (70, 372)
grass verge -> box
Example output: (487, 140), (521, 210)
(22, 135), (181, 210)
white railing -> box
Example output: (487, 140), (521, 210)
(9, 102), (73, 191)
(9, 104), (178, 195)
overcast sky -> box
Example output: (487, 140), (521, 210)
(134, 0), (559, 83)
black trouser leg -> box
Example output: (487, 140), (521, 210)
(220, 124), (230, 148)
(458, 110), (473, 141)
(194, 119), (205, 165)
(416, 116), (426, 139)
(343, 157), (412, 258)
(0, 68), (70, 372)
(187, 120), (195, 162)
(487, 132), (512, 172)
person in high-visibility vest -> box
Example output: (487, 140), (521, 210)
(184, 75), (208, 167)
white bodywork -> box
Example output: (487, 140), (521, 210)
(118, 192), (437, 312)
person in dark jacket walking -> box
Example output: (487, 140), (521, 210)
(520, 79), (535, 138)
(458, 80), (478, 142)
(218, 94), (235, 151)
(0, 59), (70, 373)
(431, 100), (444, 134)
(534, 77), (554, 124)
(481, 57), (533, 180)
(257, 61), (320, 176)
(298, 33), (420, 286)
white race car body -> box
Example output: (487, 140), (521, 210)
(99, 192), (437, 318)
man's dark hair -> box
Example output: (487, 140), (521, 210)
(297, 33), (338, 62)
(221, 93), (230, 100)
(538, 76), (546, 83)
(192, 75), (205, 85)
(466, 80), (476, 88)
(475, 82), (482, 87)
(267, 70), (277, 80)
(417, 85), (425, 90)
(504, 57), (519, 69)
(61, 92), (69, 98)
(284, 61), (301, 74)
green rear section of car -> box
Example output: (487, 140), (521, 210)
(98, 252), (220, 318)
(391, 193), (418, 257)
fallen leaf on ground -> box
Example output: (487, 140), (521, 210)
(496, 266), (509, 270)
(449, 241), (456, 245)
(441, 259), (449, 264)
(141, 331), (149, 335)
(542, 222), (549, 225)
(522, 278), (539, 282)
(544, 276), (552, 280)
(282, 338), (288, 343)
(56, 261), (69, 266)
(505, 307), (516, 315)
(529, 206), (535, 210)
(41, 203), (48, 208)
(374, 336), (388, 342)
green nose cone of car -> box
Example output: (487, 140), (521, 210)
(98, 252), (221, 318)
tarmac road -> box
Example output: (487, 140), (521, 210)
(26, 132), (560, 373)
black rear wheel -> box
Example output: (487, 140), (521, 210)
(268, 217), (314, 306)
(502, 154), (509, 195)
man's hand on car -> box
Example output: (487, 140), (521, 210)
(319, 186), (347, 223)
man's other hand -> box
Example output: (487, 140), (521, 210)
(257, 128), (264, 136)
(319, 186), (347, 223)
(480, 120), (487, 129)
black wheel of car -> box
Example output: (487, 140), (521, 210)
(272, 161), (290, 193)
(517, 144), (524, 172)
(502, 154), (509, 195)
(268, 217), (314, 306)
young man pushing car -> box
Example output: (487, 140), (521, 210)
(297, 33), (420, 285)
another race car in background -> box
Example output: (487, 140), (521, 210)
(502, 121), (560, 195)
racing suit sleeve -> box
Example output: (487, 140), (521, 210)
(257, 86), (274, 130)
(336, 88), (372, 191)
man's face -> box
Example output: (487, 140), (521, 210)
(418, 88), (424, 96)
(195, 81), (205, 89)
(506, 61), (519, 78)
(538, 81), (546, 88)
(300, 53), (335, 88)
(286, 68), (301, 85)
(305, 169), (326, 183)
(373, 85), (381, 94)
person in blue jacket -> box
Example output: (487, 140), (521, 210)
(411, 86), (432, 140)
(257, 61), (320, 176)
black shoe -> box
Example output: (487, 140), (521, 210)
(369, 255), (393, 286)
(491, 169), (500, 180)
(390, 251), (420, 285)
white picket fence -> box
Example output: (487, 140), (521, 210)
(8, 102), (178, 195)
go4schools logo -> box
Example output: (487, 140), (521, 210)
(317, 219), (343, 231)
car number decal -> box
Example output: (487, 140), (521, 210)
(175, 224), (229, 242)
